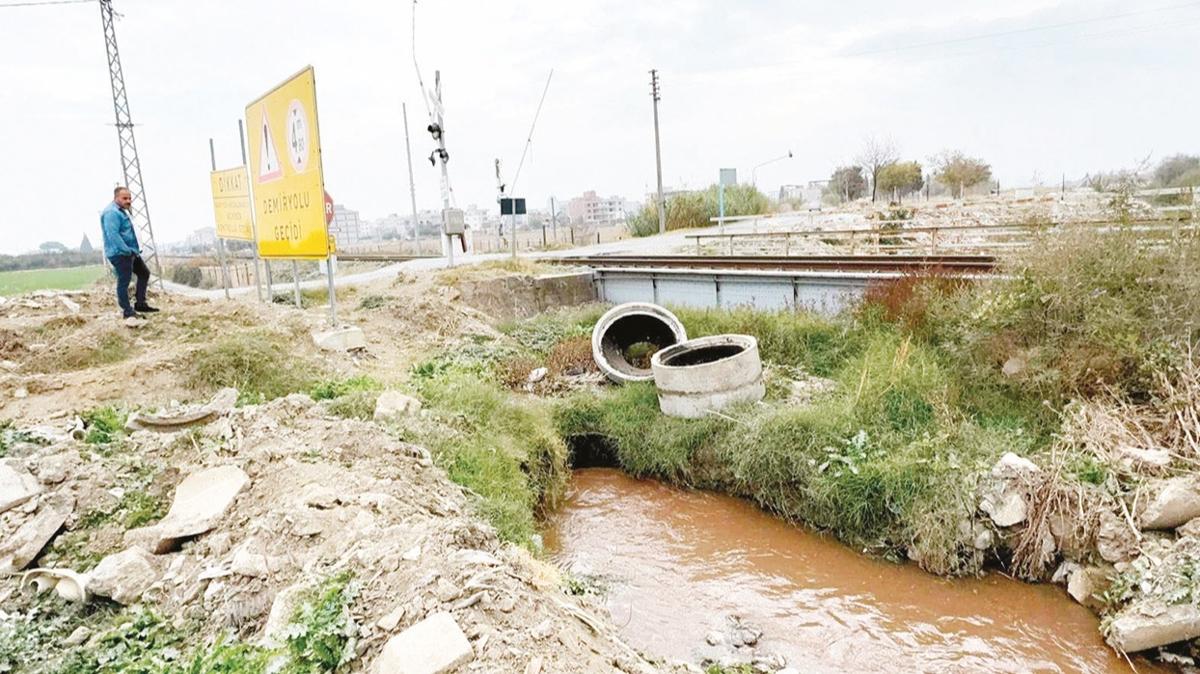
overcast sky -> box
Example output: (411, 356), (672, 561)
(1, 0), (1197, 254)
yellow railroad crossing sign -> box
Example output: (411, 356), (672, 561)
(245, 66), (329, 259)
(209, 166), (253, 241)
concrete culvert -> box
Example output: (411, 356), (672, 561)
(591, 302), (687, 383)
(650, 334), (765, 418)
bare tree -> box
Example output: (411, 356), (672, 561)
(856, 135), (899, 202)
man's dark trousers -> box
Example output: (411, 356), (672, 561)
(109, 254), (150, 318)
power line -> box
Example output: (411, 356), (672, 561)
(0, 0), (92, 8)
(510, 69), (555, 195)
(843, 1), (1200, 57)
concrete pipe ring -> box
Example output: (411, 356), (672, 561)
(591, 302), (688, 384)
(650, 334), (765, 418)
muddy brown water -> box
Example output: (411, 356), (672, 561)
(544, 469), (1167, 674)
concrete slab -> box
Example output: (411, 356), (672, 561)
(374, 611), (473, 674)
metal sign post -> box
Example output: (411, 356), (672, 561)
(237, 120), (264, 302)
(718, 168), (737, 235)
(208, 139), (232, 299)
(500, 198), (526, 260)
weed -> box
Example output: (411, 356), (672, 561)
(0, 419), (47, 458)
(58, 608), (187, 674)
(705, 665), (756, 674)
(436, 258), (560, 285)
(498, 305), (604, 355)
(324, 391), (379, 421)
(79, 489), (167, 530)
(82, 406), (126, 446)
(188, 331), (319, 402)
(357, 293), (392, 310)
(281, 572), (360, 673)
(547, 336), (596, 377)
(310, 375), (381, 401)
(184, 634), (273, 674)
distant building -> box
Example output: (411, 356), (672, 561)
(329, 204), (362, 246)
(566, 191), (629, 226)
(79, 234), (94, 254)
(184, 227), (217, 250)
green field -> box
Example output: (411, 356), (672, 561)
(0, 266), (108, 296)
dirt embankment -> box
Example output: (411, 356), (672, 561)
(0, 280), (679, 673)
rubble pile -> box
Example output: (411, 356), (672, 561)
(0, 391), (675, 673)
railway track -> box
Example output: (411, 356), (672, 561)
(551, 254), (998, 274)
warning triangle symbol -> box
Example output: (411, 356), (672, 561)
(259, 110), (283, 182)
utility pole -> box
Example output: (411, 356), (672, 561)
(550, 197), (557, 243)
(100, 0), (162, 290)
(429, 71), (454, 267)
(402, 102), (420, 251)
(650, 69), (666, 235)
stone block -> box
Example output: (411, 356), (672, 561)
(374, 612), (473, 674)
(127, 465), (248, 554)
(1139, 478), (1200, 530)
(89, 547), (160, 604)
(1108, 604), (1200, 652)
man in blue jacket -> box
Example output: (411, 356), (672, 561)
(101, 186), (159, 320)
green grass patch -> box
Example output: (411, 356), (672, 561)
(188, 330), (320, 403)
(310, 375), (381, 401)
(404, 367), (569, 546)
(0, 265), (106, 296)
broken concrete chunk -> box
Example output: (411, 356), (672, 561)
(21, 567), (89, 602)
(1116, 445), (1172, 472)
(230, 541), (274, 578)
(126, 388), (241, 432)
(312, 325), (366, 352)
(373, 391), (422, 422)
(527, 367), (548, 384)
(0, 461), (42, 515)
(1066, 565), (1112, 610)
(89, 547), (159, 605)
(1177, 516), (1200, 539)
(1139, 477), (1200, 530)
(980, 488), (1027, 527)
(1097, 510), (1140, 563)
(374, 612), (473, 674)
(1107, 604), (1200, 652)
(261, 583), (308, 642)
(127, 465), (249, 554)
(0, 494), (73, 574)
(991, 452), (1040, 477)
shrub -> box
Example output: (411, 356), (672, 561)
(940, 225), (1200, 400)
(627, 184), (769, 237)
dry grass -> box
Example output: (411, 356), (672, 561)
(1010, 455), (1105, 580)
(546, 336), (596, 377)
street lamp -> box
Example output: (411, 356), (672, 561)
(751, 150), (793, 186)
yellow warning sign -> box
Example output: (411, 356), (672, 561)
(209, 166), (253, 242)
(245, 66), (328, 259)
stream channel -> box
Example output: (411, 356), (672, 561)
(544, 468), (1166, 673)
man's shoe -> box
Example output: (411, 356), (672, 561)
(134, 304), (160, 313)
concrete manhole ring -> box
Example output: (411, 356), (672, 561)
(650, 334), (765, 418)
(591, 302), (687, 384)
